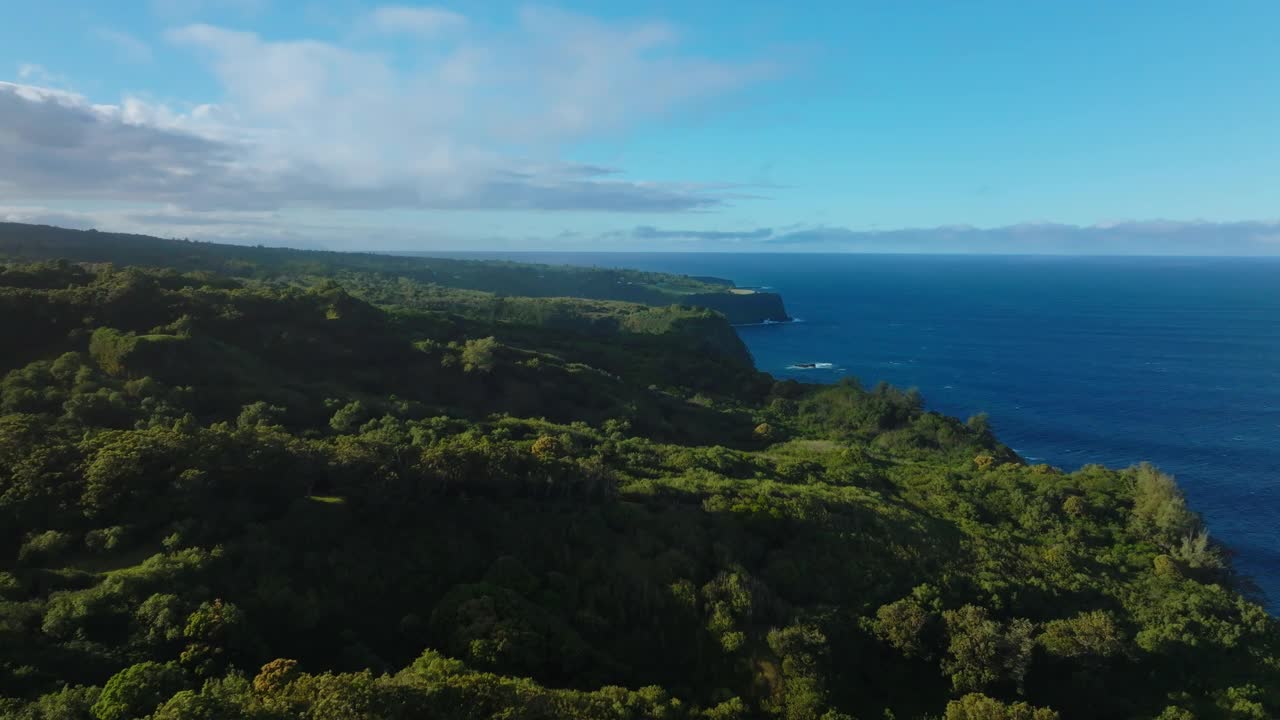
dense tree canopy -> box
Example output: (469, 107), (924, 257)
(0, 226), (1276, 719)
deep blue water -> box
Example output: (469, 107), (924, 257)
(432, 252), (1280, 606)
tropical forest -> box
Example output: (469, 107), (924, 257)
(0, 223), (1275, 720)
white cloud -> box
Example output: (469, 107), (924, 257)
(366, 5), (466, 36)
(0, 78), (720, 213)
(150, 0), (267, 18)
(0, 205), (100, 230)
(757, 221), (1280, 255)
(0, 204), (338, 249)
(16, 63), (65, 86)
(2, 8), (767, 219)
(500, 6), (773, 140)
(95, 29), (154, 63)
(631, 225), (774, 242)
(0, 82), (243, 206)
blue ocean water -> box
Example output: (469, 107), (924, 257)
(436, 252), (1280, 605)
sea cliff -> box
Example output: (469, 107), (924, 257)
(686, 289), (790, 325)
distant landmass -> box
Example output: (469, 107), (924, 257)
(0, 223), (790, 326)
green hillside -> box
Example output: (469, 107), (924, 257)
(0, 223), (790, 325)
(0, 235), (1275, 720)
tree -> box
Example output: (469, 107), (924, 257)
(461, 336), (500, 373)
(236, 401), (287, 429)
(702, 570), (762, 652)
(88, 328), (136, 377)
(181, 599), (250, 675)
(254, 658), (301, 697)
(945, 693), (1059, 720)
(943, 606), (1036, 694)
(1038, 611), (1124, 660)
(18, 529), (74, 565)
(873, 590), (939, 659)
(151, 674), (255, 720)
(767, 624), (835, 720)
(531, 434), (564, 460)
(136, 593), (187, 647)
(15, 685), (101, 720)
(91, 661), (187, 720)
(1061, 495), (1088, 518)
(1174, 528), (1224, 571)
(1131, 463), (1198, 545)
(329, 400), (370, 433)
(943, 606), (1003, 692)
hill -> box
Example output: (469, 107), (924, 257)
(0, 223), (790, 325)
(0, 229), (1275, 720)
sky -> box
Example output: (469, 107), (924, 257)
(2, 1), (1279, 254)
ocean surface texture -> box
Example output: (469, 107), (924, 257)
(435, 252), (1280, 606)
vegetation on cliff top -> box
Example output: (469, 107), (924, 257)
(0, 228), (1275, 719)
(0, 223), (789, 325)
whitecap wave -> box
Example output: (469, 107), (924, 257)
(787, 362), (835, 370)
(732, 317), (797, 327)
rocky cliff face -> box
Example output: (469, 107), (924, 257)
(685, 291), (790, 325)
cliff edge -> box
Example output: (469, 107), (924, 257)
(686, 289), (790, 325)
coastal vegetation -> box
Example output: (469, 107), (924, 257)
(0, 223), (1275, 719)
(0, 224), (789, 325)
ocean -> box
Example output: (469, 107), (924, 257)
(429, 252), (1280, 606)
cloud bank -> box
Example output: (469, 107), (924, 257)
(569, 222), (1280, 255)
(365, 5), (466, 36)
(6, 205), (1274, 255)
(2, 7), (768, 215)
(756, 221), (1280, 255)
(632, 225), (775, 242)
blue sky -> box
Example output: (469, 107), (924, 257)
(2, 1), (1279, 253)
